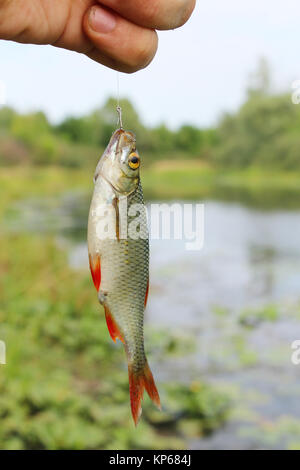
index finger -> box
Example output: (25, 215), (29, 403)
(97, 0), (196, 30)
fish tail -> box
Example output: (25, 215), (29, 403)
(128, 361), (161, 426)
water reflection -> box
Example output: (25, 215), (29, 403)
(149, 202), (300, 325)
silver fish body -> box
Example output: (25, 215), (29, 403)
(87, 128), (160, 424)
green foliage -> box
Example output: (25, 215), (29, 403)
(151, 124), (176, 154)
(10, 112), (58, 164)
(215, 90), (300, 169)
(55, 97), (152, 152)
(0, 106), (16, 131)
(175, 126), (202, 153)
(2, 62), (300, 171)
(0, 96), (216, 167)
(246, 57), (272, 99)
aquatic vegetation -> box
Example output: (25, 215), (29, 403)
(231, 336), (259, 367)
(239, 305), (279, 328)
(146, 328), (196, 357)
(165, 382), (231, 434)
(238, 416), (300, 450)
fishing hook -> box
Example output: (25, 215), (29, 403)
(117, 105), (123, 129)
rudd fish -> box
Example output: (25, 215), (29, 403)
(87, 126), (161, 425)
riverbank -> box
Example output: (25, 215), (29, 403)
(1, 164), (300, 212)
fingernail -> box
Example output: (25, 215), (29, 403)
(89, 6), (116, 34)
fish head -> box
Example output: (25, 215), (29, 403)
(94, 129), (140, 195)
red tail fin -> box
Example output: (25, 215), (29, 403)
(128, 362), (161, 426)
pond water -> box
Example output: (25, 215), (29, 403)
(6, 195), (300, 449)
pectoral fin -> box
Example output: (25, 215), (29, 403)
(104, 305), (124, 344)
(89, 253), (101, 291)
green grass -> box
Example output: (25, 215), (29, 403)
(142, 164), (300, 208)
(0, 167), (91, 215)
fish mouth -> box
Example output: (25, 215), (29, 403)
(107, 128), (136, 154)
(94, 128), (138, 194)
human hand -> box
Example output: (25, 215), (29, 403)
(0, 0), (195, 72)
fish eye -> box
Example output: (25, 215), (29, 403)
(128, 152), (140, 170)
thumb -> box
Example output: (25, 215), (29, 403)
(83, 5), (158, 73)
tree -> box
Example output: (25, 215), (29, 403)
(246, 57), (272, 98)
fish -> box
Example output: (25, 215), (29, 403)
(87, 127), (161, 425)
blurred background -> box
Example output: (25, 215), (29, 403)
(1, 0), (300, 450)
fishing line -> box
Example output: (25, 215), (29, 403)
(116, 71), (123, 129)
(116, 71), (120, 108)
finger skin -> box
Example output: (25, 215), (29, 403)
(97, 0), (196, 30)
(0, 0), (92, 46)
(83, 6), (158, 73)
(0, 0), (191, 72)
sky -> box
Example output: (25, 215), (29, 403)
(1, 0), (300, 128)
